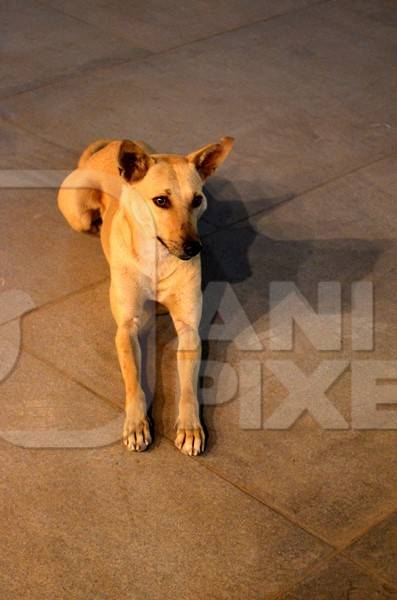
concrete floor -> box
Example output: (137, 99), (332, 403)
(1, 0), (397, 598)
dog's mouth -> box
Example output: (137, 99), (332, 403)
(156, 236), (169, 250)
(156, 236), (202, 261)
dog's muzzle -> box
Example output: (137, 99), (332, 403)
(157, 236), (202, 260)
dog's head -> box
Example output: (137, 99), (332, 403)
(118, 137), (234, 260)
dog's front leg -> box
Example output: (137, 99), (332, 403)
(111, 286), (151, 452)
(169, 304), (205, 456)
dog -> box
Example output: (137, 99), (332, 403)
(57, 136), (234, 455)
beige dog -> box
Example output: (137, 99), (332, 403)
(58, 136), (234, 455)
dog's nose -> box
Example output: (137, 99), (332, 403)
(183, 240), (202, 258)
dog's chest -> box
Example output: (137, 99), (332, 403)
(156, 256), (177, 281)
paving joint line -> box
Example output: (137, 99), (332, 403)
(341, 554), (397, 593)
(337, 505), (397, 553)
(273, 551), (397, 599)
(203, 149), (397, 239)
(271, 549), (341, 599)
(0, 113), (80, 156)
(14, 269), (397, 553)
(0, 277), (109, 330)
(273, 510), (397, 599)
(2, 124), (396, 252)
(21, 346), (124, 414)
(2, 0), (330, 102)
(161, 433), (335, 548)
(17, 276), (110, 324)
(9, 342), (397, 595)
(2, 1), (396, 590)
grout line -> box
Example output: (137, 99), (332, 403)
(162, 433), (397, 597)
(273, 515), (397, 599)
(0, 276), (109, 329)
(0, 52), (153, 102)
(203, 149), (397, 239)
(274, 552), (397, 599)
(7, 323), (397, 599)
(15, 253), (397, 557)
(3, 82), (396, 237)
(160, 433), (335, 548)
(22, 346), (123, 414)
(16, 336), (397, 595)
(341, 554), (397, 593)
(36, 0), (106, 28)
(47, 0), (331, 58)
(0, 113), (79, 156)
(2, 0), (330, 102)
(337, 505), (397, 552)
(21, 276), (110, 322)
(271, 550), (341, 599)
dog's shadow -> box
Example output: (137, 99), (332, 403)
(145, 176), (391, 450)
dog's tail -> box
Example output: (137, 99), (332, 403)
(58, 139), (114, 233)
(78, 139), (113, 168)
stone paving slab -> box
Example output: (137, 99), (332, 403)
(255, 154), (397, 241)
(2, 0), (397, 596)
(0, 440), (329, 600)
(16, 142), (397, 547)
(117, 441), (330, 600)
(2, 0), (396, 228)
(0, 350), (120, 439)
(44, 0), (317, 52)
(200, 151), (397, 353)
(0, 0), (151, 98)
(22, 281), (123, 402)
(0, 189), (108, 306)
(194, 180), (397, 546)
(0, 449), (134, 599)
(201, 221), (396, 345)
(0, 117), (77, 169)
(19, 263), (397, 549)
(154, 329), (397, 547)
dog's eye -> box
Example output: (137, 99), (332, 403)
(153, 196), (170, 208)
(192, 194), (203, 208)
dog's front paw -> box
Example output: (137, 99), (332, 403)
(175, 424), (205, 456)
(123, 414), (151, 452)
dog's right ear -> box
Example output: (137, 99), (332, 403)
(118, 140), (153, 183)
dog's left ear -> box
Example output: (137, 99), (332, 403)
(118, 139), (154, 183)
(187, 136), (234, 180)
